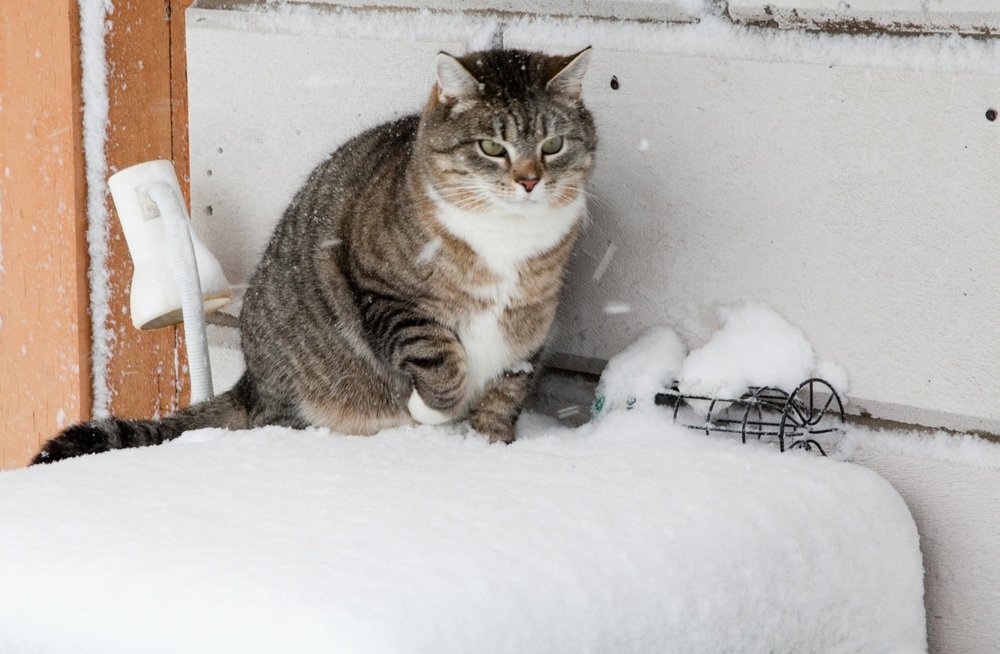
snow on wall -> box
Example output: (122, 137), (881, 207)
(839, 426), (1000, 472)
(80, 0), (114, 418)
(220, 4), (1000, 76)
(728, 0), (1000, 35)
(281, 0), (714, 23)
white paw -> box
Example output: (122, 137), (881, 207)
(408, 390), (452, 426)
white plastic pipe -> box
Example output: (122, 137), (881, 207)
(147, 182), (214, 404)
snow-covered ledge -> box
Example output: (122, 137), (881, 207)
(0, 412), (927, 652)
(184, 2), (1000, 651)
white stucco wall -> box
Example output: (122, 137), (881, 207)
(842, 435), (1000, 654)
(186, 5), (1000, 435)
(185, 4), (1000, 651)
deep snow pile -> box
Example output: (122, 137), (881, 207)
(678, 303), (818, 400)
(595, 303), (848, 417)
(0, 411), (925, 653)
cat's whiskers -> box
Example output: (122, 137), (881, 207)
(435, 191), (486, 212)
(575, 187), (613, 214)
(434, 185), (492, 213)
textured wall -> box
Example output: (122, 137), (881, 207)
(187, 6), (1000, 435)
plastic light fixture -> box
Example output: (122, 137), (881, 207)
(107, 160), (231, 402)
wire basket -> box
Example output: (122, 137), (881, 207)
(655, 378), (846, 456)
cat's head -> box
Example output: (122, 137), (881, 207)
(418, 48), (596, 215)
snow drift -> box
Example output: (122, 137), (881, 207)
(0, 410), (925, 653)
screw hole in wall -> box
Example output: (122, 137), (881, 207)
(987, 109), (997, 122)
(610, 75), (620, 90)
(206, 169), (213, 176)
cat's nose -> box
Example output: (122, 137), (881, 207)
(516, 177), (539, 193)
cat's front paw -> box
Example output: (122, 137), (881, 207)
(407, 390), (453, 426)
(470, 412), (516, 445)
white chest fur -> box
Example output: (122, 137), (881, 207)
(430, 189), (584, 406)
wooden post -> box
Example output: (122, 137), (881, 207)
(0, 0), (195, 468)
(101, 0), (187, 421)
(0, 1), (91, 469)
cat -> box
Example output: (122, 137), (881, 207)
(32, 47), (597, 464)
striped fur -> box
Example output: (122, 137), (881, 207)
(33, 48), (596, 463)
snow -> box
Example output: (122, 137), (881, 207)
(595, 304), (848, 420)
(814, 358), (850, 396)
(678, 302), (816, 401)
(509, 359), (534, 374)
(504, 13), (1000, 77)
(838, 425), (1000, 471)
(219, 4), (1000, 77)
(80, 0), (114, 418)
(595, 326), (686, 413)
(416, 235), (443, 265)
(591, 242), (616, 282)
(0, 409), (925, 653)
(602, 301), (631, 314)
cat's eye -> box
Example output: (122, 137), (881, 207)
(479, 139), (506, 157)
(541, 136), (564, 155)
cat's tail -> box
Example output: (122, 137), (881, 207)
(31, 374), (256, 465)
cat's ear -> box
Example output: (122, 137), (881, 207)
(435, 52), (481, 106)
(546, 47), (592, 100)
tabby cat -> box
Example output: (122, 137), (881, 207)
(33, 47), (597, 464)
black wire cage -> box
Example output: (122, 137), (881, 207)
(655, 378), (846, 456)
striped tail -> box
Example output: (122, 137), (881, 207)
(31, 375), (255, 465)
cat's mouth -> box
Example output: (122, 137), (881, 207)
(494, 194), (551, 214)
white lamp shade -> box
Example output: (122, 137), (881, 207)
(108, 160), (232, 330)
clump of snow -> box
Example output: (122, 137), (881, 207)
(597, 304), (850, 419)
(0, 409), (925, 653)
(602, 301), (631, 315)
(508, 360), (533, 374)
(595, 326), (686, 414)
(591, 242), (616, 282)
(678, 302), (816, 402)
(416, 236), (442, 265)
(81, 0), (114, 418)
(815, 358), (850, 397)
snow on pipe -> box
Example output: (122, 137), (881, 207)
(147, 183), (214, 404)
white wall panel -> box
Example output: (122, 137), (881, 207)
(535, 51), (1000, 436)
(188, 6), (1000, 435)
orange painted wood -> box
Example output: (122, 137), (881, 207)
(0, 1), (91, 468)
(102, 0), (187, 420)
